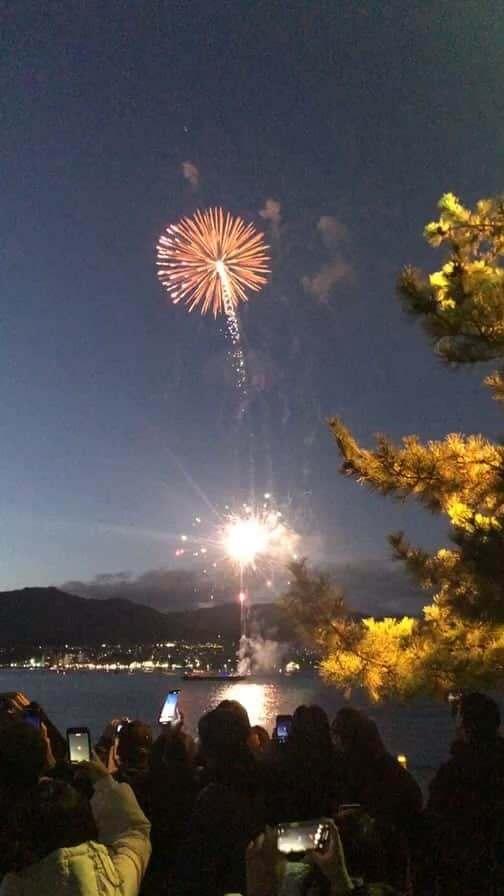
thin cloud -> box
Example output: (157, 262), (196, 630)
(302, 214), (354, 303)
(62, 567), (234, 613)
(259, 198), (282, 237)
(181, 160), (199, 190)
(317, 215), (348, 250)
(302, 258), (353, 302)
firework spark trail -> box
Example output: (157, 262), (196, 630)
(218, 264), (248, 400)
(216, 264), (256, 494)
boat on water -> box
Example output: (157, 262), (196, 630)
(181, 670), (248, 682)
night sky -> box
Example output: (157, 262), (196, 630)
(2, 2), (503, 599)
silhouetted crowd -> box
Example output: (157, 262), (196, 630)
(1, 690), (504, 895)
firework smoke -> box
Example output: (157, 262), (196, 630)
(237, 633), (288, 675)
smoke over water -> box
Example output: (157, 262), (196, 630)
(237, 634), (288, 675)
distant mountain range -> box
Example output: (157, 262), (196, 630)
(0, 562), (425, 648)
(0, 587), (295, 648)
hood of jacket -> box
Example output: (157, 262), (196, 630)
(1, 840), (121, 896)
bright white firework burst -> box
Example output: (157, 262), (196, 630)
(174, 495), (299, 595)
(221, 505), (298, 576)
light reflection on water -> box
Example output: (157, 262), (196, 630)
(213, 681), (279, 727)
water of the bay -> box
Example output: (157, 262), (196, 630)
(0, 669), (459, 791)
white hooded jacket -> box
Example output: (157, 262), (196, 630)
(0, 775), (151, 896)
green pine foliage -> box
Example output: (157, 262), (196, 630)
(285, 194), (504, 700)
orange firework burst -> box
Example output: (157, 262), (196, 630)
(156, 208), (270, 316)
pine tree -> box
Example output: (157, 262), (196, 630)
(288, 195), (504, 700)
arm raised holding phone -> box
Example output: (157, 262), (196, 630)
(0, 755), (151, 896)
(247, 820), (355, 896)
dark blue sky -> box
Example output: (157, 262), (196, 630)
(2, 1), (503, 593)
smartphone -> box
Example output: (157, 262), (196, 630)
(274, 714), (293, 742)
(159, 690), (180, 725)
(23, 707), (41, 728)
(277, 820), (331, 856)
(337, 803), (362, 816)
(67, 727), (92, 764)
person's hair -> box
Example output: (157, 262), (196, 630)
(0, 721), (48, 793)
(10, 778), (97, 870)
(292, 705), (333, 753)
(251, 725), (270, 747)
(283, 705), (335, 784)
(198, 700), (254, 787)
(150, 725), (194, 772)
(117, 720), (153, 767)
(199, 700), (251, 754)
(460, 692), (501, 745)
(331, 707), (385, 761)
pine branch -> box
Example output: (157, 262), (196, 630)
(328, 420), (504, 512)
(485, 370), (504, 403)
